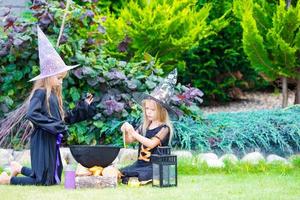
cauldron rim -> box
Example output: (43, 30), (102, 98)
(70, 145), (120, 148)
(69, 145), (121, 168)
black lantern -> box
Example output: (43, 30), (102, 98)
(152, 146), (177, 187)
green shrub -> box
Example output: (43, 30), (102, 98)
(0, 1), (204, 148)
(181, 0), (269, 103)
(173, 106), (300, 156)
(101, 0), (229, 70)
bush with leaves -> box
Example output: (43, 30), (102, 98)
(0, 10), (36, 116)
(233, 0), (300, 106)
(0, 0), (61, 117)
(99, 0), (229, 70)
(180, 0), (269, 103)
(66, 55), (204, 146)
(0, 0), (204, 148)
(73, 0), (126, 15)
(173, 105), (300, 156)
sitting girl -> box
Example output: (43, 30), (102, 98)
(120, 69), (178, 185)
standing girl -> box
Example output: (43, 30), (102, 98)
(0, 26), (95, 185)
(120, 69), (178, 185)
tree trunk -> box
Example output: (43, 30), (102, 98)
(285, 0), (291, 9)
(282, 77), (288, 108)
(294, 78), (300, 104)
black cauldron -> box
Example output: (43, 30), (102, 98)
(69, 145), (121, 168)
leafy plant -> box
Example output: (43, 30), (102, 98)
(100, 0), (230, 70)
(173, 105), (300, 156)
(233, 0), (300, 106)
(181, 0), (269, 103)
(66, 56), (204, 146)
(0, 0), (204, 148)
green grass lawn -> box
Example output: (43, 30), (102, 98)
(1, 157), (299, 200)
(1, 172), (299, 200)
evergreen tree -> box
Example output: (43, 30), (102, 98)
(234, 0), (300, 106)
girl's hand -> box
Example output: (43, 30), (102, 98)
(120, 123), (127, 133)
(121, 122), (130, 133)
(121, 122), (136, 145)
(85, 93), (94, 105)
(126, 123), (135, 135)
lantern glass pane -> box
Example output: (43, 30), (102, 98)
(162, 165), (170, 186)
(169, 164), (176, 185)
(152, 163), (160, 186)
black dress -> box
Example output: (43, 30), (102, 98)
(10, 88), (95, 186)
(121, 124), (170, 184)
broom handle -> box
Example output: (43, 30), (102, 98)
(56, 0), (71, 48)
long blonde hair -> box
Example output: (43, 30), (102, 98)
(29, 76), (65, 120)
(0, 74), (67, 147)
(141, 99), (173, 145)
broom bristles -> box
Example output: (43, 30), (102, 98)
(0, 99), (33, 148)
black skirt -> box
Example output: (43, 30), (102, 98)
(121, 160), (152, 183)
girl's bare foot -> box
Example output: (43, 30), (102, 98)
(0, 172), (11, 184)
(10, 161), (22, 177)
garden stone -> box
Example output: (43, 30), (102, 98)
(13, 150), (31, 166)
(197, 153), (218, 163)
(60, 147), (76, 165)
(0, 149), (13, 167)
(61, 158), (67, 167)
(118, 148), (138, 164)
(172, 150), (193, 159)
(241, 152), (265, 164)
(288, 154), (300, 161)
(288, 154), (300, 166)
(220, 154), (238, 164)
(266, 154), (289, 164)
(3, 166), (11, 173)
(12, 151), (23, 162)
(111, 157), (119, 167)
(206, 159), (225, 168)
